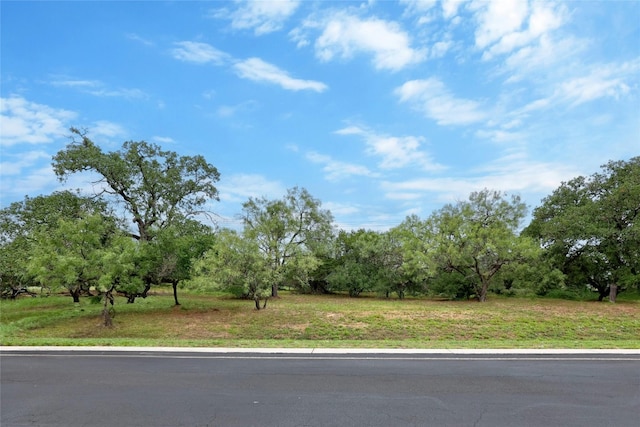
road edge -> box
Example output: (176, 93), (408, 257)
(2, 346), (639, 354)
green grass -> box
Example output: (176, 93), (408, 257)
(1, 291), (639, 349)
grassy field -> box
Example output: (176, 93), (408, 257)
(1, 291), (639, 349)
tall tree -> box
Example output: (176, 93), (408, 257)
(393, 214), (436, 295)
(52, 128), (220, 300)
(427, 189), (536, 302)
(52, 128), (220, 242)
(241, 187), (334, 297)
(524, 157), (640, 302)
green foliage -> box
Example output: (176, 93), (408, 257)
(0, 191), (114, 299)
(525, 157), (640, 302)
(327, 230), (376, 297)
(52, 128), (220, 242)
(326, 229), (415, 298)
(47, 129), (221, 303)
(241, 187), (334, 297)
(195, 229), (273, 309)
(399, 190), (539, 301)
(26, 213), (120, 302)
(137, 220), (215, 304)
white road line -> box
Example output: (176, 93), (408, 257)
(1, 353), (639, 362)
(2, 346), (640, 357)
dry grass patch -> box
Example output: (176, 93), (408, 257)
(1, 292), (639, 348)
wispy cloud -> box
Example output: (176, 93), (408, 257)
(170, 41), (326, 93)
(90, 120), (126, 140)
(306, 151), (377, 182)
(0, 165), (58, 200)
(218, 173), (286, 204)
(216, 100), (259, 118)
(233, 57), (327, 92)
(473, 1), (567, 61)
(152, 136), (175, 145)
(395, 78), (487, 126)
(381, 155), (581, 206)
(0, 150), (50, 176)
(171, 41), (229, 65)
(335, 125), (445, 171)
(50, 77), (146, 99)
(294, 10), (425, 71)
(556, 60), (639, 106)
(0, 96), (76, 146)
(400, 0), (462, 21)
(213, 0), (300, 35)
(126, 32), (154, 46)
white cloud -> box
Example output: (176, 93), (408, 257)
(126, 33), (154, 46)
(306, 151), (377, 181)
(171, 41), (229, 65)
(322, 201), (360, 216)
(335, 125), (445, 171)
(152, 136), (175, 144)
(400, 0), (437, 21)
(0, 150), (50, 176)
(0, 165), (58, 200)
(400, 0), (437, 14)
(218, 173), (286, 204)
(400, 0), (464, 23)
(472, 0), (529, 50)
(502, 34), (583, 83)
(51, 79), (100, 88)
(556, 60), (639, 106)
(381, 155), (581, 204)
(91, 121), (126, 139)
(466, 0), (572, 79)
(216, 100), (259, 118)
(233, 57), (328, 92)
(0, 96), (76, 146)
(50, 77), (147, 99)
(218, 0), (300, 35)
(480, 2), (567, 61)
(395, 78), (487, 126)
(300, 10), (425, 71)
(441, 0), (463, 19)
(508, 59), (640, 113)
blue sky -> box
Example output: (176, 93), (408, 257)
(1, 0), (639, 231)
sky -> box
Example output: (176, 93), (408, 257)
(1, 0), (639, 231)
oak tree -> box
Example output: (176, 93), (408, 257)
(52, 128), (220, 301)
(525, 157), (639, 302)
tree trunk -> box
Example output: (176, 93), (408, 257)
(254, 298), (261, 310)
(271, 283), (278, 298)
(141, 282), (151, 298)
(609, 283), (617, 303)
(102, 294), (113, 328)
(71, 289), (81, 303)
(172, 280), (180, 306)
(478, 281), (489, 302)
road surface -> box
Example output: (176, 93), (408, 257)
(2, 348), (639, 426)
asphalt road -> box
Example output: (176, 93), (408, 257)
(1, 349), (639, 427)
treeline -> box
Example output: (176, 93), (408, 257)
(1, 131), (638, 325)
